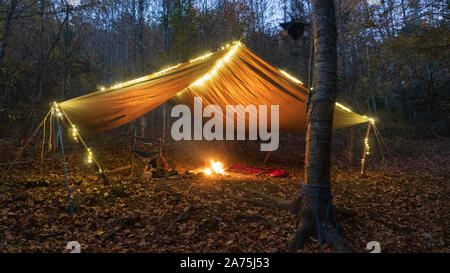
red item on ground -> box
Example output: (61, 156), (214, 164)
(268, 169), (289, 177)
(227, 163), (288, 177)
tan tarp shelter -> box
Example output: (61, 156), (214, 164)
(59, 41), (370, 136)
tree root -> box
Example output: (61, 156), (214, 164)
(230, 196), (288, 210)
(291, 196), (354, 253)
(289, 219), (353, 252)
(238, 188), (294, 211)
(288, 214), (314, 250)
(233, 188), (354, 253)
(322, 224), (353, 253)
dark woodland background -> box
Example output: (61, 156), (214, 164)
(0, 0), (448, 140)
(0, 0), (449, 253)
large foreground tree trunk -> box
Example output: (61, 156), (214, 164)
(289, 0), (352, 252)
(137, 0), (147, 137)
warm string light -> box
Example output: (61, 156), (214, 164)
(364, 137), (370, 155)
(361, 140), (369, 164)
(107, 62), (183, 91)
(87, 148), (93, 164)
(53, 102), (63, 117)
(220, 43), (231, 50)
(96, 41), (242, 93)
(277, 70), (375, 125)
(69, 124), (95, 164)
(335, 102), (376, 124)
(71, 125), (78, 142)
(335, 102), (376, 166)
(53, 102), (95, 165)
(70, 126), (93, 164)
(270, 72), (376, 124)
(153, 63), (182, 76)
(335, 102), (352, 112)
(189, 52), (212, 63)
(279, 70), (304, 85)
(191, 41), (241, 87)
(51, 41), (379, 181)
(362, 115), (375, 124)
(90, 40), (372, 127)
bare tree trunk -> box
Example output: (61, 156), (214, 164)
(289, 0), (352, 252)
(136, 0), (147, 137)
(160, 0), (173, 155)
(131, 0), (136, 78)
(27, 0), (47, 131)
(365, 42), (377, 114)
(61, 4), (69, 101)
(0, 0), (18, 64)
(0, 0), (18, 108)
(36, 0), (46, 104)
(379, 78), (392, 114)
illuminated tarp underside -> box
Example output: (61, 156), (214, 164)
(59, 43), (369, 136)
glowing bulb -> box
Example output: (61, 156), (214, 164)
(362, 115), (375, 124)
(190, 52), (213, 63)
(364, 138), (370, 155)
(86, 148), (93, 163)
(191, 43), (239, 87)
(55, 106), (62, 117)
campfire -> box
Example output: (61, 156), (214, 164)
(201, 160), (227, 176)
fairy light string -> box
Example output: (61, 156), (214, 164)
(101, 41), (242, 94)
(277, 68), (376, 125)
(47, 43), (241, 177)
(52, 102), (105, 176)
(48, 41), (380, 180)
(191, 41), (241, 87)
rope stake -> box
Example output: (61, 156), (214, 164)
(56, 116), (74, 216)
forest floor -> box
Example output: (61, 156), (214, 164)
(0, 129), (448, 253)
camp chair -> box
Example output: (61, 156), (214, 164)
(131, 136), (160, 176)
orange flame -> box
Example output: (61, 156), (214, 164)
(202, 160), (227, 175)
